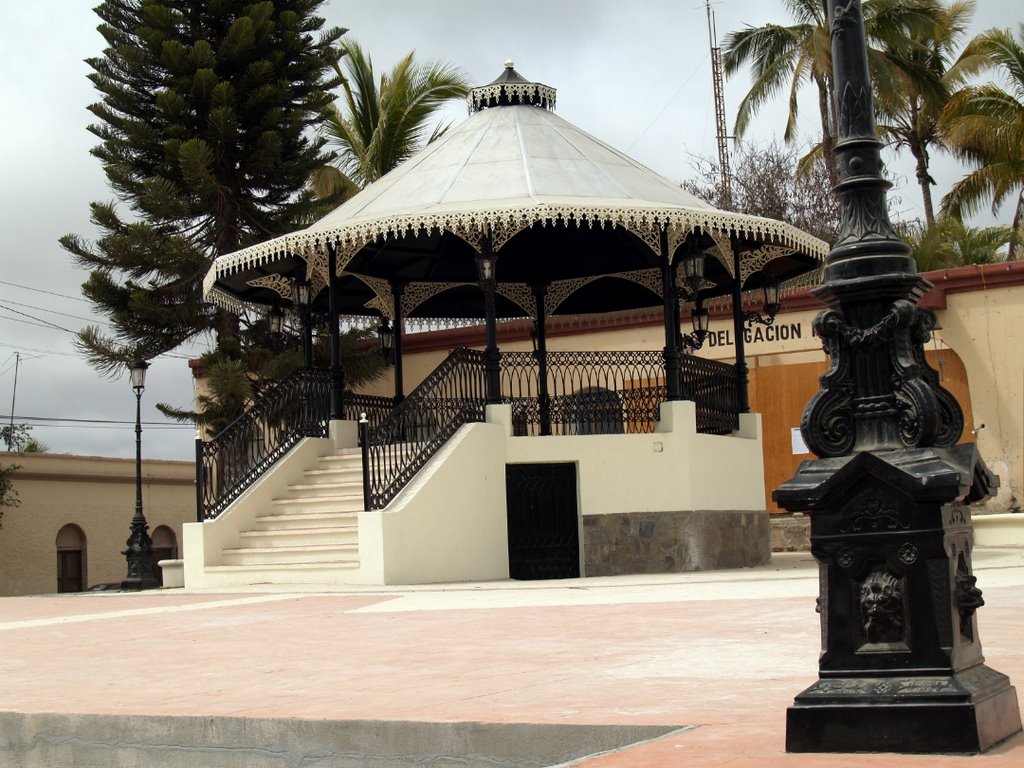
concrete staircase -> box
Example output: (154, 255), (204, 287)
(208, 449), (365, 580)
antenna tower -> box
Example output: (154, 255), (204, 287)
(706, 1), (732, 208)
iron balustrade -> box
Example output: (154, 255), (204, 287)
(679, 354), (741, 435)
(196, 368), (331, 521)
(500, 350), (739, 436)
(344, 393), (395, 428)
(361, 347), (488, 510)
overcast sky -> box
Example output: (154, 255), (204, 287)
(1, 0), (1019, 462)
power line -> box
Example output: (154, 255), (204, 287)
(0, 303), (75, 333)
(0, 342), (78, 358)
(1, 298), (107, 326)
(1, 414), (193, 428)
(0, 279), (90, 303)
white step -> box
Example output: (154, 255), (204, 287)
(204, 562), (362, 584)
(271, 495), (365, 513)
(221, 542), (359, 566)
(302, 466), (364, 483)
(251, 511), (358, 531)
(285, 480), (364, 498)
(238, 526), (358, 548)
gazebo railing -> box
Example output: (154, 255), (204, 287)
(501, 350), (666, 435)
(343, 393), (395, 426)
(196, 368), (331, 521)
(500, 350), (739, 436)
(360, 347), (487, 510)
(679, 355), (740, 435)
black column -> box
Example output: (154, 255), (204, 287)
(391, 282), (405, 403)
(731, 237), (750, 414)
(660, 227), (682, 401)
(533, 284), (551, 436)
(327, 244), (345, 419)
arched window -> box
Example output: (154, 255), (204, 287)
(55, 524), (86, 593)
(151, 525), (178, 587)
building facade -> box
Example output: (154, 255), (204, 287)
(0, 453), (196, 596)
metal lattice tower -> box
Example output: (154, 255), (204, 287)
(706, 1), (732, 208)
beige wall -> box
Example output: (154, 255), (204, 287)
(0, 453), (196, 596)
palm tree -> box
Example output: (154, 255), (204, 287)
(904, 216), (1017, 269)
(723, 0), (947, 185)
(312, 40), (469, 197)
(876, 1), (975, 226)
(940, 24), (1024, 221)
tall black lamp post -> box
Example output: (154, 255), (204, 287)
(775, 0), (1020, 753)
(121, 359), (157, 591)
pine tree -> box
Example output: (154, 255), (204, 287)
(61, 0), (347, 375)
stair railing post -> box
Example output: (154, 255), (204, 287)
(194, 432), (205, 522)
(359, 413), (371, 511)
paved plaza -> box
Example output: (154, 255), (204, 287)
(1, 549), (1023, 766)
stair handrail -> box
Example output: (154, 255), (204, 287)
(361, 347), (487, 510)
(196, 368), (331, 521)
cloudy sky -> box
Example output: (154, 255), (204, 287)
(1, 0), (1019, 461)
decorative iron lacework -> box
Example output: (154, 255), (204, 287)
(303, 243), (324, 283)
(204, 208), (828, 314)
(492, 283), (535, 317)
(468, 82), (557, 113)
(247, 274), (292, 301)
(546, 276), (601, 315)
(354, 274), (394, 318)
(739, 244), (796, 286)
(704, 230), (735, 277)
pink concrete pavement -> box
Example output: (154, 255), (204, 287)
(1, 550), (1022, 766)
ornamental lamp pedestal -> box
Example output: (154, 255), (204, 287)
(775, 0), (1021, 753)
(775, 447), (1020, 753)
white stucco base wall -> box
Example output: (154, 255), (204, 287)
(494, 401), (765, 515)
(368, 422), (510, 584)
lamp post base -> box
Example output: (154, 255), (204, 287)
(776, 444), (1022, 754)
(120, 575), (159, 591)
(787, 666), (1021, 753)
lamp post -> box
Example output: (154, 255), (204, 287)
(775, 0), (1020, 753)
(121, 359), (157, 591)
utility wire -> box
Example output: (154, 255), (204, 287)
(0, 279), (90, 303)
(1, 298), (109, 326)
(627, 52), (710, 152)
(0, 303), (75, 333)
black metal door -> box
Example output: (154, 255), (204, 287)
(505, 463), (580, 580)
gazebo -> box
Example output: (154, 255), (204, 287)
(185, 63), (828, 587)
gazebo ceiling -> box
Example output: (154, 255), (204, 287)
(204, 63), (828, 320)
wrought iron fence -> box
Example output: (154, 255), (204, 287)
(344, 393), (394, 428)
(679, 354), (740, 435)
(501, 350), (663, 436)
(196, 368), (331, 521)
(361, 348), (487, 510)
(500, 350), (739, 436)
